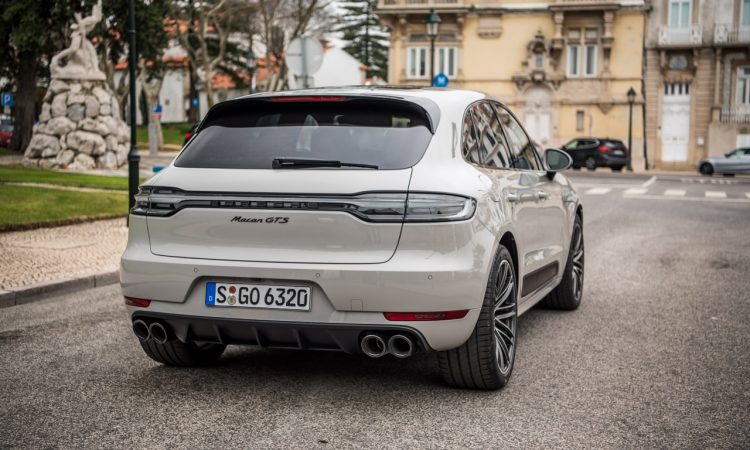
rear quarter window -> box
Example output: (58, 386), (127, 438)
(175, 98), (434, 170)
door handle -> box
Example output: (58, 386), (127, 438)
(536, 190), (549, 201)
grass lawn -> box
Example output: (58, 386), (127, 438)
(0, 184), (128, 231)
(0, 166), (137, 190)
(136, 121), (192, 147)
(0, 148), (16, 157)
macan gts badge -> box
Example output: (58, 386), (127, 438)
(121, 88), (584, 390)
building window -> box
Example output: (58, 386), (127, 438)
(435, 47), (458, 78)
(738, 67), (750, 105)
(743, 0), (750, 26)
(407, 47), (427, 79)
(669, 0), (691, 29)
(576, 110), (585, 132)
(567, 45), (580, 77)
(566, 28), (597, 77)
(407, 47), (457, 79)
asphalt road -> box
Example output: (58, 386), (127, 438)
(1, 172), (749, 449)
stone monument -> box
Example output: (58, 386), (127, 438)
(24, 1), (130, 170)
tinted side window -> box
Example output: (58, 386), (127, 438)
(462, 110), (481, 165)
(471, 102), (510, 169)
(493, 105), (541, 171)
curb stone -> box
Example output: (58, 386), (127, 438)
(0, 270), (120, 308)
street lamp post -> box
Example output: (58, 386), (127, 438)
(127, 0), (140, 216)
(424, 9), (441, 87)
(626, 87), (636, 172)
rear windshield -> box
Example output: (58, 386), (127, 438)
(175, 98), (434, 170)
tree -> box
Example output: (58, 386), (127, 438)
(0, 0), (92, 153)
(92, 0), (170, 123)
(171, 0), (256, 109)
(337, 0), (388, 81)
(255, 0), (336, 91)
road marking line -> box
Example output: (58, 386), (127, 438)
(585, 187), (612, 195)
(664, 189), (686, 196)
(641, 176), (657, 188)
(705, 191), (726, 198)
(622, 195), (750, 204)
(624, 188), (648, 196)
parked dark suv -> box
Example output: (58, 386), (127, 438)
(561, 138), (629, 172)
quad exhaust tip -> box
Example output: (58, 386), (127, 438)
(148, 322), (169, 344)
(132, 319), (150, 341)
(360, 334), (388, 358)
(388, 334), (414, 358)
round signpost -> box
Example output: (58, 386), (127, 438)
(433, 73), (449, 88)
(286, 37), (324, 89)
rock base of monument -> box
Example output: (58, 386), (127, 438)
(24, 79), (130, 170)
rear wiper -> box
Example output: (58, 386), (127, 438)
(272, 158), (378, 170)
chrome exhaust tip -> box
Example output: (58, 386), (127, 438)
(387, 334), (414, 358)
(148, 322), (170, 344)
(360, 334), (388, 358)
(132, 319), (150, 341)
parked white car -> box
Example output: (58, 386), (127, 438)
(121, 88), (583, 389)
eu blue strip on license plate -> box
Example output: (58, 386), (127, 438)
(206, 282), (217, 306)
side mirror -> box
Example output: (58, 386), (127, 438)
(544, 148), (572, 179)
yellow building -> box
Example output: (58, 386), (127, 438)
(377, 0), (648, 168)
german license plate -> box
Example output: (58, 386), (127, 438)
(613, 150), (624, 155)
(205, 282), (311, 311)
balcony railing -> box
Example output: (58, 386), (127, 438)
(720, 107), (750, 124)
(714, 24), (750, 45)
(379, 0), (462, 8)
(657, 25), (703, 46)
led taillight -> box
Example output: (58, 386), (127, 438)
(124, 297), (151, 307)
(184, 132), (192, 140)
(598, 145), (610, 153)
(383, 310), (470, 321)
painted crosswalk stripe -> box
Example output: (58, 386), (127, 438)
(585, 187), (612, 195)
(705, 191), (726, 198)
(624, 188), (648, 196)
(664, 189), (686, 196)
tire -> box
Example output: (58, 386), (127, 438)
(540, 215), (584, 310)
(572, 165), (581, 170)
(585, 158), (596, 171)
(699, 163), (714, 176)
(438, 245), (517, 390)
(611, 165), (624, 172)
(139, 339), (226, 367)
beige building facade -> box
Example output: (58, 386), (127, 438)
(377, 0), (647, 168)
(645, 0), (750, 170)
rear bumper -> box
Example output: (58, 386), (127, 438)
(597, 154), (629, 166)
(121, 215), (496, 351)
(131, 312), (432, 354)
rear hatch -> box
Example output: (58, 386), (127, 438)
(139, 95), (437, 264)
(600, 139), (628, 157)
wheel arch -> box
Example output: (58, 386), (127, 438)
(499, 231), (519, 283)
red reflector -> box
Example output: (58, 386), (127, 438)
(124, 297), (151, 307)
(270, 96), (347, 103)
(383, 310), (469, 321)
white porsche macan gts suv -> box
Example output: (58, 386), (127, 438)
(121, 88), (583, 390)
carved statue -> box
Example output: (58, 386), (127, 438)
(50, 0), (106, 80)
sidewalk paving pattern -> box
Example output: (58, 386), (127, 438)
(0, 218), (127, 291)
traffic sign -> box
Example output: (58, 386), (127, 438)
(1, 92), (12, 108)
(286, 37), (324, 77)
(433, 73), (449, 88)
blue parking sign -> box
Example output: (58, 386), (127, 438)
(433, 73), (449, 88)
(1, 92), (12, 108)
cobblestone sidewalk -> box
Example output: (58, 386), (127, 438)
(0, 218), (127, 290)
